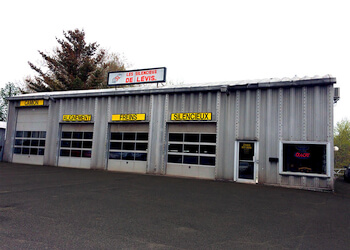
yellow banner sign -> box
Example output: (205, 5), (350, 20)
(171, 112), (212, 121)
(20, 99), (44, 106)
(63, 114), (92, 122)
(112, 114), (146, 121)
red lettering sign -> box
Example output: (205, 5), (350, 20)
(294, 152), (310, 159)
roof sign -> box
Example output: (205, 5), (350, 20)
(107, 67), (166, 86)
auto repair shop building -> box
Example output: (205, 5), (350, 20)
(3, 75), (337, 191)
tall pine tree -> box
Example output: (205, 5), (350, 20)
(25, 29), (125, 92)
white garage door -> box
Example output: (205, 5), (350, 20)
(107, 123), (149, 174)
(13, 107), (48, 165)
(166, 123), (217, 179)
(58, 124), (94, 169)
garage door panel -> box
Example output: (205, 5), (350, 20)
(58, 157), (91, 169)
(58, 124), (94, 169)
(12, 155), (45, 165)
(110, 123), (148, 132)
(168, 123), (216, 133)
(166, 123), (216, 179)
(107, 124), (149, 173)
(13, 108), (48, 165)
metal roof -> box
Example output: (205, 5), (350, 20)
(9, 75), (336, 100)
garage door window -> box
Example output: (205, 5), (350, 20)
(168, 133), (216, 166)
(109, 132), (148, 161)
(60, 131), (93, 158)
(14, 131), (46, 155)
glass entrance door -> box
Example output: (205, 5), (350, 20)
(237, 142), (257, 183)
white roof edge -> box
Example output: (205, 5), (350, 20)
(13, 74), (335, 98)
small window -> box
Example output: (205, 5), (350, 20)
(14, 147), (21, 154)
(168, 144), (183, 153)
(200, 145), (216, 154)
(185, 134), (199, 142)
(16, 131), (23, 137)
(169, 133), (183, 142)
(201, 134), (216, 143)
(123, 133), (135, 140)
(82, 150), (91, 158)
(109, 152), (121, 160)
(72, 132), (83, 139)
(61, 140), (71, 148)
(136, 143), (148, 151)
(184, 144), (199, 153)
(123, 142), (135, 151)
(282, 143), (327, 175)
(15, 139), (23, 146)
(31, 131), (40, 138)
(135, 153), (147, 161)
(200, 156), (216, 166)
(62, 132), (72, 138)
(30, 148), (38, 155)
(111, 132), (122, 140)
(122, 152), (134, 160)
(83, 141), (93, 149)
(60, 149), (70, 157)
(110, 142), (122, 150)
(137, 133), (148, 141)
(23, 140), (30, 146)
(23, 131), (31, 138)
(168, 154), (182, 163)
(31, 140), (39, 146)
(71, 150), (81, 157)
(22, 148), (30, 154)
(71, 141), (82, 148)
(40, 131), (47, 138)
(84, 132), (93, 139)
(184, 155), (198, 164)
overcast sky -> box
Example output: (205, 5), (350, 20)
(1, 0), (348, 124)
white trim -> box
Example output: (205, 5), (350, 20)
(279, 141), (330, 178)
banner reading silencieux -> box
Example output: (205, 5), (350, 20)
(171, 113), (212, 121)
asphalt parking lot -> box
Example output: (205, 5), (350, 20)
(1, 162), (350, 250)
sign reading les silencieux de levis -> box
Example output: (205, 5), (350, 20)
(107, 67), (166, 86)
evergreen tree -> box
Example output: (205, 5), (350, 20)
(25, 29), (125, 92)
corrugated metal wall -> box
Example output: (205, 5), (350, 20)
(3, 83), (334, 190)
